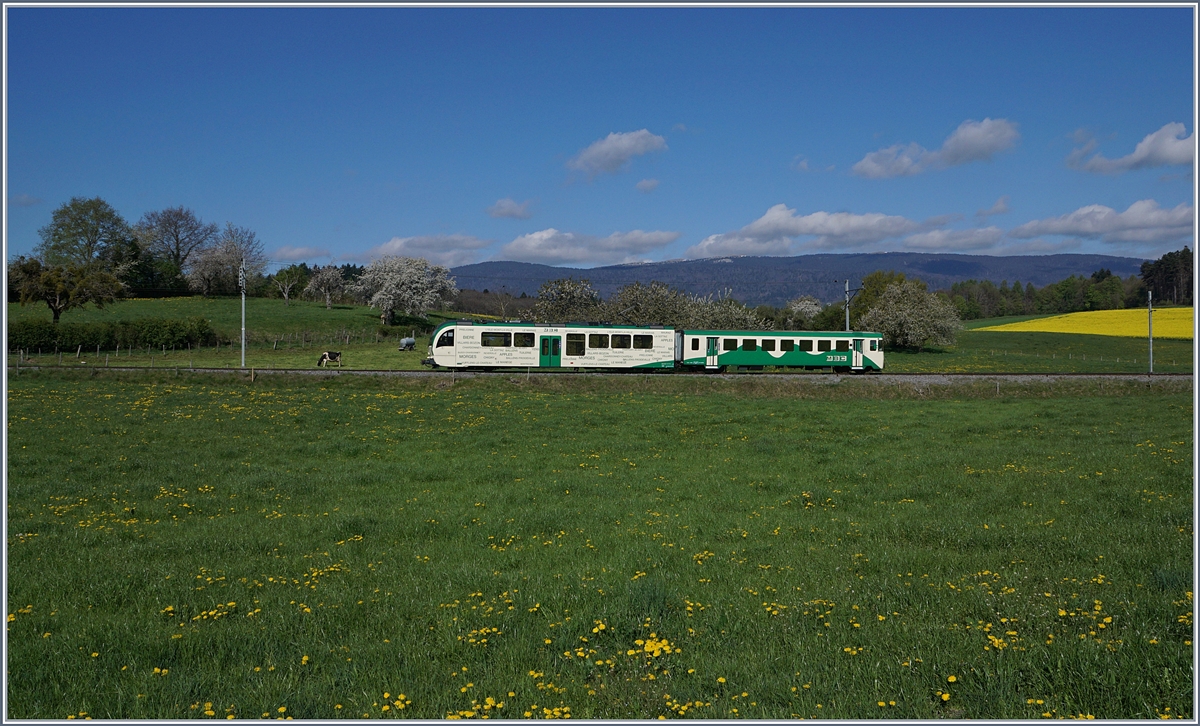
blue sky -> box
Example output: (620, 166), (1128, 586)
(5, 6), (1195, 271)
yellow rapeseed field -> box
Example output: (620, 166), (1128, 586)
(976, 308), (1194, 339)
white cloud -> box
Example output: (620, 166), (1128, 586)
(902, 227), (1005, 251)
(852, 118), (1019, 178)
(273, 245), (331, 262)
(567, 129), (667, 176)
(497, 228), (680, 266)
(636, 178), (660, 193)
(486, 198), (532, 219)
(1009, 199), (1194, 245)
(365, 234), (493, 267)
(851, 142), (928, 179)
(686, 203), (930, 257)
(1070, 122), (1194, 173)
(975, 195), (1011, 221)
(938, 118), (1021, 165)
(9, 194), (43, 207)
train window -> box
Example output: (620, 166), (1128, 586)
(612, 334), (632, 349)
(589, 334), (609, 349)
(436, 329), (455, 347)
(836, 340), (850, 351)
(781, 340), (794, 352)
(566, 334), (586, 356)
(541, 338), (549, 355)
(633, 335), (654, 349)
(514, 332), (535, 347)
(691, 338), (700, 351)
(817, 340), (831, 352)
(870, 340), (878, 351)
(723, 338), (738, 351)
(481, 332), (512, 347)
(761, 339), (776, 352)
(742, 339), (757, 351)
(799, 339), (813, 351)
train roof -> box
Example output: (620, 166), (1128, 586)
(681, 329), (882, 337)
(430, 320), (881, 337)
(431, 320), (672, 332)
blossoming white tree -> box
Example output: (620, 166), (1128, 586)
(859, 280), (962, 351)
(304, 265), (345, 309)
(350, 256), (457, 324)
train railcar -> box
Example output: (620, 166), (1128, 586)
(423, 320), (884, 373)
(678, 329), (883, 373)
(424, 321), (676, 370)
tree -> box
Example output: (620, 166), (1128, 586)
(349, 256), (457, 324)
(35, 197), (131, 268)
(600, 281), (690, 326)
(809, 301), (848, 331)
(270, 264), (309, 306)
(781, 295), (822, 329)
(135, 207), (218, 281)
(859, 280), (962, 352)
(304, 265), (345, 309)
(532, 278), (602, 323)
(850, 271), (919, 328)
(186, 223), (267, 296)
(8, 257), (122, 323)
(1140, 247), (1193, 305)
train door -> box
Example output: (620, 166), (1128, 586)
(852, 339), (864, 369)
(705, 337), (720, 368)
(539, 336), (561, 367)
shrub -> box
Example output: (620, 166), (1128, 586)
(7, 317), (216, 352)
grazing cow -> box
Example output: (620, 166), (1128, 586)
(399, 337), (416, 351)
(317, 351), (342, 367)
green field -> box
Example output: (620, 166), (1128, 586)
(8, 299), (1193, 374)
(6, 371), (1193, 719)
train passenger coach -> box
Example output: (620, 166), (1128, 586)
(678, 329), (884, 372)
(424, 321), (886, 372)
(424, 321), (677, 370)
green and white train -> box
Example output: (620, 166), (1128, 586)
(423, 321), (884, 373)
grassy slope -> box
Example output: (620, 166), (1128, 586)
(7, 299), (1194, 374)
(6, 371), (1193, 719)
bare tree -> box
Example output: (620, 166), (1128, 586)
(304, 265), (345, 309)
(186, 223), (267, 295)
(271, 266), (306, 306)
(135, 207), (218, 277)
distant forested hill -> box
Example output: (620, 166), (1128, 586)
(451, 253), (1146, 307)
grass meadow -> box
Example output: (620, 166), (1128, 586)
(5, 370), (1193, 719)
(8, 299), (1195, 375)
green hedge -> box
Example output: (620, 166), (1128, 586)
(8, 317), (218, 353)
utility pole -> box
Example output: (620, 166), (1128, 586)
(239, 257), (247, 369)
(844, 280), (862, 332)
(1148, 289), (1153, 374)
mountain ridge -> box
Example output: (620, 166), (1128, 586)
(450, 253), (1147, 307)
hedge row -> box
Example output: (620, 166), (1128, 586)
(8, 318), (218, 353)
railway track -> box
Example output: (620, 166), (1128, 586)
(8, 363), (1192, 384)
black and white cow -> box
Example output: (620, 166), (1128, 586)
(316, 351), (342, 367)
